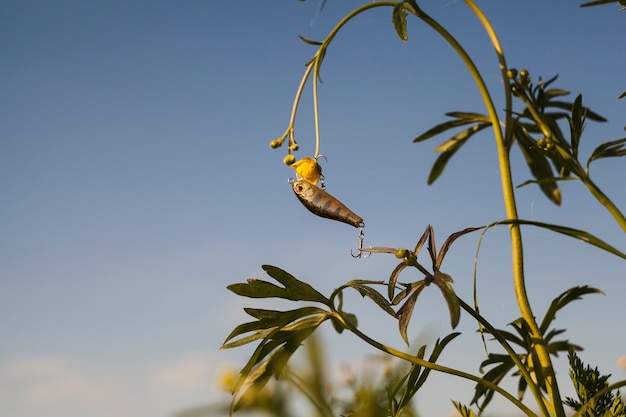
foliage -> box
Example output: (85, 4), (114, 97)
(565, 351), (626, 417)
(220, 1), (626, 417)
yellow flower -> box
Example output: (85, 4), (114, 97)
(291, 157), (322, 185)
(217, 367), (238, 392)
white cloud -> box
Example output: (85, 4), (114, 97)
(0, 353), (222, 417)
(2, 356), (124, 407)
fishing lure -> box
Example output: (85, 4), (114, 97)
(291, 179), (363, 228)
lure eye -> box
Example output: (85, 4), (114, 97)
(295, 184), (305, 193)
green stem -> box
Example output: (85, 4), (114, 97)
(582, 175), (626, 232)
(310, 1), (399, 159)
(282, 368), (335, 417)
(461, 2), (565, 415)
(407, 1), (563, 415)
(331, 310), (538, 417)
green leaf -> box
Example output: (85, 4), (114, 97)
(580, 0), (625, 7)
(453, 401), (479, 417)
(388, 262), (409, 300)
(587, 137), (626, 168)
(297, 34), (323, 45)
(330, 309), (358, 334)
(348, 280), (397, 316)
(514, 124), (562, 205)
(396, 282), (426, 346)
(471, 357), (514, 410)
(428, 123), (490, 184)
(233, 315), (325, 411)
(227, 265), (329, 305)
(436, 226), (485, 268)
(264, 265), (329, 303)
(539, 286), (604, 334)
(392, 4), (408, 42)
(568, 94), (585, 160)
(412, 112), (489, 143)
(433, 272), (460, 329)
(545, 100), (606, 122)
(222, 306), (328, 347)
(543, 88), (570, 99)
(489, 219), (626, 259)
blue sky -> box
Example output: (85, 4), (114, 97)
(1, 1), (625, 416)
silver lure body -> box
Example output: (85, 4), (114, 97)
(291, 180), (363, 228)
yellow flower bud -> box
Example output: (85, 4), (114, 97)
(290, 157), (322, 184)
(283, 154), (296, 165)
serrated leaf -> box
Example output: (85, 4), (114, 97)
(539, 286), (604, 334)
(392, 4), (408, 42)
(262, 265), (329, 304)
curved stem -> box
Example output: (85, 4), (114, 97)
(460, 2), (564, 415)
(310, 1), (399, 159)
(282, 368), (335, 417)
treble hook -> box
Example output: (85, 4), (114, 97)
(351, 224), (370, 258)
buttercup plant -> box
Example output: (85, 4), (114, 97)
(222, 1), (626, 416)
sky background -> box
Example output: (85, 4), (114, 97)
(1, 1), (625, 416)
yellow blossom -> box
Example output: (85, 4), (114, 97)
(217, 367), (238, 392)
(290, 157), (322, 184)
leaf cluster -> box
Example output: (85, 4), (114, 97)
(565, 351), (626, 417)
(358, 225), (484, 345)
(414, 72), (626, 206)
(222, 265), (333, 412)
(471, 286), (603, 411)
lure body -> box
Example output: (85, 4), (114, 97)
(291, 179), (363, 228)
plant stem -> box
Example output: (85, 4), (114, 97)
(582, 175), (626, 232)
(460, 2), (565, 415)
(407, 1), (564, 415)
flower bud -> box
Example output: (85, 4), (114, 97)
(283, 154), (296, 165)
(270, 139), (282, 149)
(519, 69), (530, 85)
(506, 69), (518, 79)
